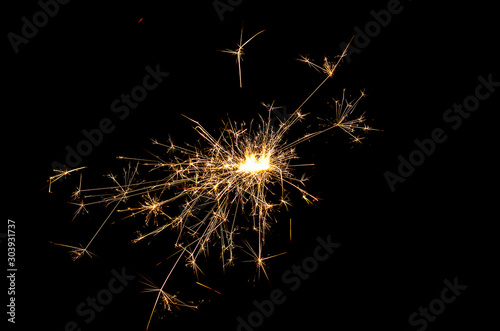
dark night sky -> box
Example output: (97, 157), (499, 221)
(4, 1), (498, 330)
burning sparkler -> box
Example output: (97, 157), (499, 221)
(49, 29), (376, 329)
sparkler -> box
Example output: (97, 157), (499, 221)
(49, 29), (376, 329)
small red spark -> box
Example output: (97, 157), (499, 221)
(138, 18), (143, 23)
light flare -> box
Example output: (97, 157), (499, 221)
(237, 153), (271, 172)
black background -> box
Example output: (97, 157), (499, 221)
(4, 0), (498, 330)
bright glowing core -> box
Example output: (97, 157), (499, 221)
(238, 154), (270, 172)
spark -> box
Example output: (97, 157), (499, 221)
(242, 239), (288, 282)
(68, 200), (88, 222)
(55, 162), (141, 259)
(324, 89), (380, 143)
(140, 275), (200, 312)
(49, 241), (98, 260)
(47, 166), (86, 193)
(220, 27), (265, 88)
(68, 173), (88, 222)
(196, 282), (222, 295)
(294, 35), (354, 112)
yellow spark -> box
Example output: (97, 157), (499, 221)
(237, 154), (271, 172)
(220, 27), (265, 88)
(49, 241), (98, 260)
(323, 89), (380, 143)
(140, 275), (199, 313)
(47, 166), (86, 193)
(196, 282), (222, 295)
